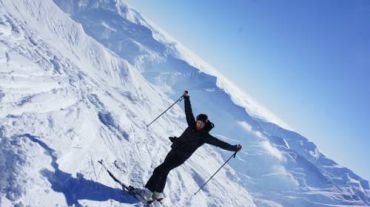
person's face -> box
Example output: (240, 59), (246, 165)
(196, 120), (206, 130)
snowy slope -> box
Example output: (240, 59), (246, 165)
(0, 0), (253, 207)
(0, 0), (369, 207)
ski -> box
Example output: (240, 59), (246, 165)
(98, 160), (158, 205)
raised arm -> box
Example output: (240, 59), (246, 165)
(204, 134), (241, 152)
(183, 91), (196, 128)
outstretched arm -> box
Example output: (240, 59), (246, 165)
(204, 134), (242, 152)
(183, 91), (196, 128)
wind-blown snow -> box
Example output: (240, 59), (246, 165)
(0, 0), (369, 207)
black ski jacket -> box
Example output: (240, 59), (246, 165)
(171, 96), (238, 160)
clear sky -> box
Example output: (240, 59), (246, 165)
(124, 0), (370, 180)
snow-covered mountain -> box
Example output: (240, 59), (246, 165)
(0, 0), (369, 206)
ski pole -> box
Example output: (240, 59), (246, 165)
(146, 94), (185, 127)
(193, 151), (238, 196)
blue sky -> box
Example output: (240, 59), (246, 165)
(124, 0), (370, 180)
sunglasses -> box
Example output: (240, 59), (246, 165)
(196, 118), (208, 123)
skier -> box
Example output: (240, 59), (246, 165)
(140, 90), (242, 201)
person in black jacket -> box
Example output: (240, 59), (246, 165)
(143, 90), (242, 200)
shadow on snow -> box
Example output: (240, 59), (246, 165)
(20, 133), (137, 206)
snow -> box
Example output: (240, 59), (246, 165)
(0, 0), (369, 206)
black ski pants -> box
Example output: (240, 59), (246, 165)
(145, 150), (185, 192)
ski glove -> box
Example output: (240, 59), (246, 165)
(234, 144), (242, 152)
(169, 136), (178, 142)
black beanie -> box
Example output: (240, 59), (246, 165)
(196, 113), (208, 122)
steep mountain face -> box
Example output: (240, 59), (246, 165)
(0, 0), (369, 207)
